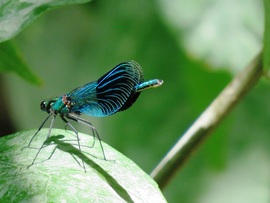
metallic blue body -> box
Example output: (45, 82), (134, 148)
(27, 61), (163, 169)
(45, 61), (163, 117)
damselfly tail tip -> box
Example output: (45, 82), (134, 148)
(152, 79), (163, 88)
(135, 79), (164, 92)
(157, 79), (164, 86)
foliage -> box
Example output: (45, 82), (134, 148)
(0, 41), (41, 85)
(0, 0), (269, 202)
(0, 129), (166, 202)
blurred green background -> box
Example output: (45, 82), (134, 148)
(1, 0), (270, 202)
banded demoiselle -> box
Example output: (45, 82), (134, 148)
(26, 60), (163, 169)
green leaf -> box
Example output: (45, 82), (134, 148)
(159, 0), (263, 72)
(0, 129), (166, 203)
(263, 0), (270, 70)
(0, 0), (92, 43)
(0, 0), (95, 84)
(0, 41), (42, 85)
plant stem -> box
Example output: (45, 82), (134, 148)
(150, 52), (263, 190)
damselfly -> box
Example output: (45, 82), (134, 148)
(26, 61), (163, 169)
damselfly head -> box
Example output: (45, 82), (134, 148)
(40, 100), (53, 114)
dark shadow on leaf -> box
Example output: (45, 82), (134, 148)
(44, 134), (134, 203)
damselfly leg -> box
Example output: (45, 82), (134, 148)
(26, 114), (56, 168)
(66, 113), (107, 161)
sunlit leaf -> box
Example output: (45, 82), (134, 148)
(158, 0), (263, 72)
(0, 0), (92, 42)
(0, 129), (166, 202)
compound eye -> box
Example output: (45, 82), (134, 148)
(40, 101), (47, 111)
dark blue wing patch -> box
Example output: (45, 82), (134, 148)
(68, 61), (143, 117)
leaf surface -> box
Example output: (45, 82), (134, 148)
(0, 129), (166, 203)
